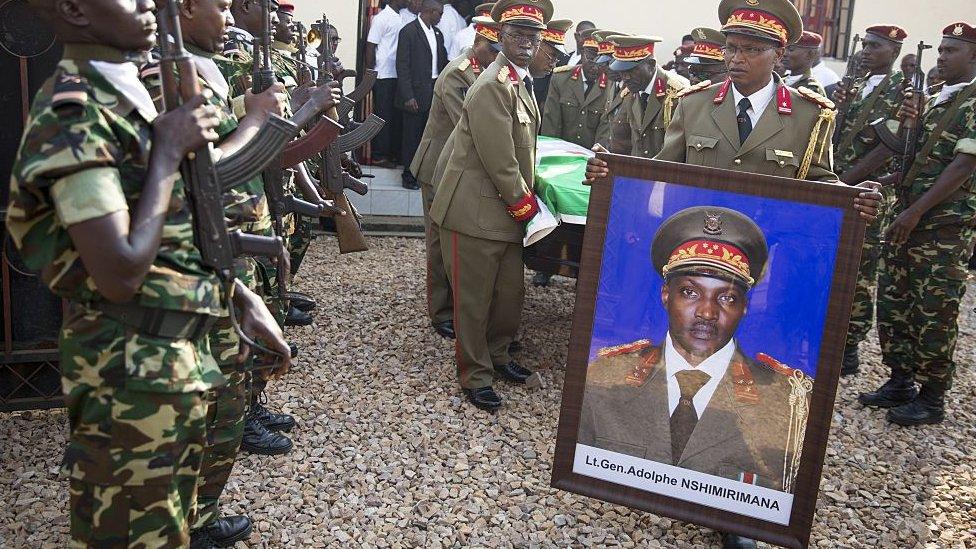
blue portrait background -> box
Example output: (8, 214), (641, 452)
(588, 177), (845, 379)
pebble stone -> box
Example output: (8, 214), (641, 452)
(1, 236), (974, 548)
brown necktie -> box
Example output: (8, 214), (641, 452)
(670, 369), (711, 464)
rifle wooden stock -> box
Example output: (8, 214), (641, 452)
(327, 190), (369, 253)
(232, 231), (285, 258)
(280, 116), (342, 167)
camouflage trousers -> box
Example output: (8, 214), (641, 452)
(846, 194), (891, 348)
(288, 214), (315, 280)
(66, 387), (207, 548)
(877, 223), (976, 389)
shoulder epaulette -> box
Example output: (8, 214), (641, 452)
(730, 357), (760, 405)
(51, 70), (88, 114)
(458, 58), (471, 71)
(552, 64), (574, 73)
(626, 344), (662, 387)
(620, 88), (631, 98)
(676, 79), (712, 98)
(597, 339), (651, 358)
(497, 65), (512, 84)
(667, 75), (689, 92)
(797, 86), (835, 110)
(755, 353), (801, 377)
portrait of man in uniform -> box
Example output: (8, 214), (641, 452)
(577, 205), (813, 496)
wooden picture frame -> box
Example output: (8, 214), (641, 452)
(551, 154), (867, 549)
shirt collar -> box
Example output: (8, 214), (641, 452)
(511, 63), (530, 82)
(935, 74), (976, 106)
(89, 59), (158, 122)
(731, 77), (776, 113)
(186, 45), (231, 101)
(418, 17), (433, 31)
(664, 333), (736, 381)
(229, 26), (254, 43)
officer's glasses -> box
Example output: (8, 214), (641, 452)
(503, 32), (542, 46)
(721, 45), (777, 58)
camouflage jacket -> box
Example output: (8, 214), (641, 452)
(6, 43), (222, 316)
(140, 45), (272, 237)
(785, 71), (827, 97)
(899, 80), (976, 231)
(834, 71), (906, 177)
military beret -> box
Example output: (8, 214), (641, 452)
(277, 1), (294, 14)
(473, 15), (501, 43)
(609, 35), (662, 72)
(491, 0), (553, 30)
(688, 27), (726, 63)
(651, 207), (769, 289)
(719, 0), (803, 46)
(795, 30), (823, 48)
(865, 24), (908, 44)
(944, 22), (976, 44)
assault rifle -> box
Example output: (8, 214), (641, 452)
(157, 0), (287, 361)
(898, 41), (933, 183)
(833, 34), (862, 146)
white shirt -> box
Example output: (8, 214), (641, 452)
(664, 334), (736, 418)
(935, 75), (976, 106)
(400, 7), (417, 24)
(189, 52), (230, 101)
(784, 73), (805, 87)
(418, 17), (440, 79)
(811, 60), (841, 88)
(566, 51), (581, 68)
(437, 3), (465, 54)
(859, 73), (887, 100)
(90, 60), (157, 122)
(731, 78), (776, 129)
(367, 5), (404, 79)
(511, 63), (531, 81)
(450, 24), (476, 60)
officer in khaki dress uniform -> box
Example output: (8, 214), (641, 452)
(606, 35), (689, 157)
(410, 14), (501, 340)
(431, 0), (554, 411)
(541, 28), (609, 147)
(592, 30), (629, 147)
(579, 207), (811, 494)
(684, 27), (729, 86)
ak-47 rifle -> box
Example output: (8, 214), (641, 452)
(898, 40), (933, 183)
(157, 0), (287, 361)
(316, 16), (373, 254)
(833, 34), (863, 146)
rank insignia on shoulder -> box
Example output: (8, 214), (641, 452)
(597, 339), (651, 358)
(458, 58), (471, 71)
(626, 344), (662, 387)
(498, 65), (517, 84)
(553, 64), (574, 74)
(51, 71), (89, 114)
(797, 86), (835, 110)
(730, 358), (760, 405)
(755, 353), (802, 377)
(677, 80), (711, 98)
(620, 88), (631, 98)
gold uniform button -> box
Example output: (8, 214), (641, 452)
(734, 158), (742, 165)
(695, 143), (703, 150)
(779, 160), (786, 167)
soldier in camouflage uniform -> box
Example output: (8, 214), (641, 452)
(860, 22), (976, 427)
(223, 0), (302, 456)
(7, 1), (288, 545)
(140, 0), (295, 544)
(830, 24), (908, 376)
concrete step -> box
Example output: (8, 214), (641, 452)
(346, 166), (423, 217)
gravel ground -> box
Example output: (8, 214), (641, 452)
(1, 236), (974, 548)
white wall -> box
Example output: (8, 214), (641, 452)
(291, 0), (970, 76)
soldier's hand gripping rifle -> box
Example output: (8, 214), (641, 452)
(157, 0), (287, 362)
(315, 16), (382, 254)
(897, 41), (933, 184)
(833, 34), (862, 146)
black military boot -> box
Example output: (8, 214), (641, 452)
(721, 533), (758, 549)
(241, 415), (293, 455)
(887, 383), (946, 426)
(250, 400), (296, 432)
(285, 291), (316, 312)
(840, 344), (859, 376)
(284, 305), (313, 327)
(858, 370), (918, 408)
(190, 516), (253, 548)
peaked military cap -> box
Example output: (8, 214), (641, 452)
(473, 15), (501, 44)
(944, 21), (976, 44)
(651, 206), (769, 289)
(491, 0), (553, 30)
(687, 27), (726, 64)
(609, 35), (662, 72)
(475, 2), (495, 17)
(865, 24), (908, 44)
(580, 29), (600, 51)
(719, 0), (804, 46)
(591, 30), (626, 64)
(543, 19), (575, 54)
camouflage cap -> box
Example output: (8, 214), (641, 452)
(651, 206), (769, 289)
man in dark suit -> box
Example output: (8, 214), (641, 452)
(397, 0), (449, 189)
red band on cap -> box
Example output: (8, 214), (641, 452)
(693, 42), (724, 61)
(724, 8), (789, 46)
(613, 43), (654, 62)
(499, 4), (544, 25)
(664, 239), (753, 283)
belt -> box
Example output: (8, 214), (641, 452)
(93, 301), (219, 340)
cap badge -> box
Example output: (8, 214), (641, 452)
(746, 0), (759, 5)
(953, 25), (964, 36)
(696, 29), (707, 39)
(703, 212), (723, 235)
(889, 28), (899, 38)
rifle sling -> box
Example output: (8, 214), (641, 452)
(901, 82), (976, 189)
(838, 73), (891, 154)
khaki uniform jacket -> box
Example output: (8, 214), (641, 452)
(655, 75), (839, 182)
(410, 47), (481, 191)
(540, 64), (609, 148)
(430, 52), (540, 243)
(616, 68), (689, 158)
(596, 81), (627, 147)
(578, 341), (806, 492)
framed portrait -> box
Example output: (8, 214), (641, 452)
(551, 154), (867, 549)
